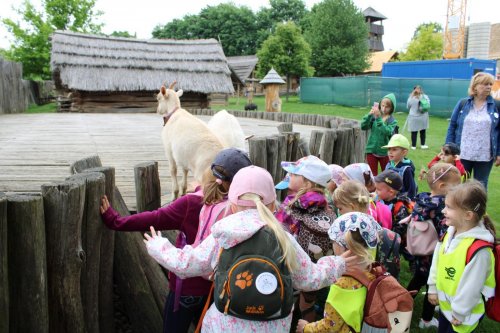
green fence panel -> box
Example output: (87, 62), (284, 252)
(300, 76), (471, 118)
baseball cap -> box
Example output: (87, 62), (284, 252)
(275, 173), (291, 190)
(382, 134), (410, 150)
(229, 166), (276, 206)
(343, 163), (373, 186)
(276, 155), (331, 189)
(374, 169), (403, 191)
(328, 212), (381, 249)
(211, 148), (252, 181)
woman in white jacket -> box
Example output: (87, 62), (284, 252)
(144, 166), (361, 333)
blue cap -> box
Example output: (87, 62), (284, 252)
(275, 173), (290, 190)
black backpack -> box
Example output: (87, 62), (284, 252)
(214, 226), (294, 321)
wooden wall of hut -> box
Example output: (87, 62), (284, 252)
(58, 91), (209, 113)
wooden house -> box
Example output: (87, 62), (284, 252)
(50, 31), (234, 112)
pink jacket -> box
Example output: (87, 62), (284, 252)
(146, 209), (346, 333)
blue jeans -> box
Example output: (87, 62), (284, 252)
(163, 291), (208, 333)
(461, 159), (494, 190)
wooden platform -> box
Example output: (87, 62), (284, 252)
(0, 113), (318, 211)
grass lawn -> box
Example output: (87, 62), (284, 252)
(29, 97), (499, 331)
(216, 95), (500, 332)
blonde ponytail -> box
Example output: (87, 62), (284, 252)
(238, 193), (299, 273)
(344, 229), (374, 269)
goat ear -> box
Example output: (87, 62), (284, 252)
(169, 80), (177, 90)
(176, 89), (183, 98)
(160, 86), (166, 95)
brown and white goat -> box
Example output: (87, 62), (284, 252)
(157, 82), (223, 199)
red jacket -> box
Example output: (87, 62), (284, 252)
(427, 156), (466, 177)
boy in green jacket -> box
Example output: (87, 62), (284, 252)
(361, 93), (398, 176)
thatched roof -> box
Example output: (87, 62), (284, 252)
(227, 55), (258, 83)
(260, 68), (285, 85)
(50, 31), (234, 94)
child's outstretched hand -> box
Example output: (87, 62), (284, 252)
(296, 319), (309, 332)
(418, 167), (427, 181)
(100, 195), (110, 214)
(427, 293), (439, 306)
(451, 317), (462, 326)
(143, 226), (162, 244)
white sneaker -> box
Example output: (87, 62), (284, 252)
(411, 146), (417, 150)
(421, 145), (429, 149)
(419, 317), (439, 329)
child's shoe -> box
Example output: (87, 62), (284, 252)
(421, 145), (429, 149)
(411, 146), (417, 150)
(419, 317), (439, 329)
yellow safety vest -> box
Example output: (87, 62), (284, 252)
(327, 279), (367, 333)
(436, 234), (495, 333)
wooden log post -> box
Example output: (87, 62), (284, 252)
(0, 194), (7, 333)
(42, 180), (86, 333)
(320, 129), (337, 165)
(282, 132), (300, 162)
(249, 137), (268, 169)
(66, 172), (105, 333)
(266, 136), (279, 181)
(277, 122), (293, 134)
(309, 130), (324, 157)
(80, 166), (116, 333)
(331, 128), (347, 166)
(7, 194), (49, 333)
(341, 128), (353, 167)
(112, 188), (165, 333)
(134, 161), (161, 213)
(70, 155), (102, 174)
(297, 139), (311, 159)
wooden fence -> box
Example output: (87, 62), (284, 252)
(1, 156), (172, 333)
(0, 58), (29, 114)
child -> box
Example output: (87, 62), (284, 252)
(144, 166), (362, 333)
(421, 143), (467, 179)
(361, 93), (398, 176)
(373, 169), (413, 227)
(406, 163), (461, 329)
(342, 163), (376, 193)
(382, 134), (417, 199)
(296, 212), (379, 333)
(274, 155), (337, 324)
(100, 147), (252, 333)
(331, 180), (371, 216)
(427, 180), (496, 333)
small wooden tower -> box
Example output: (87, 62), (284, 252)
(260, 68), (285, 112)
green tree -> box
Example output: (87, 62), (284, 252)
(256, 22), (313, 101)
(109, 31), (136, 38)
(304, 0), (369, 76)
(153, 4), (258, 56)
(2, 0), (103, 80)
(412, 22), (442, 39)
(400, 25), (443, 61)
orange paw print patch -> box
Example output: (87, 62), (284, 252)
(235, 271), (253, 290)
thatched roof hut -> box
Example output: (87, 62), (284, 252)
(50, 30), (234, 112)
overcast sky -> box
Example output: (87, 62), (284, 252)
(0, 0), (499, 51)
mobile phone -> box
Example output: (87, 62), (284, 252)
(373, 102), (379, 109)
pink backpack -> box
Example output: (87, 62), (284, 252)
(369, 200), (392, 230)
(403, 216), (438, 256)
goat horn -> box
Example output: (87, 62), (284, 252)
(169, 80), (177, 89)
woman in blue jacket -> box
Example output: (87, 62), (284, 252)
(445, 72), (500, 189)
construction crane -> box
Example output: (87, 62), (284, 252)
(443, 0), (467, 59)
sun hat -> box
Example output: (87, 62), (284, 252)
(275, 155), (331, 189)
(328, 212), (381, 249)
(382, 134), (410, 150)
(229, 166), (276, 206)
(328, 164), (345, 186)
(374, 169), (403, 191)
(211, 148), (252, 181)
(343, 163), (374, 186)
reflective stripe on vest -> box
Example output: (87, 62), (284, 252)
(326, 282), (366, 332)
(436, 234), (495, 333)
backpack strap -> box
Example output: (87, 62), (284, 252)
(466, 240), (494, 265)
(343, 270), (372, 287)
(363, 273), (387, 315)
(194, 282), (214, 333)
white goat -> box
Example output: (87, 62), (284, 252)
(207, 110), (247, 151)
(157, 82), (223, 199)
